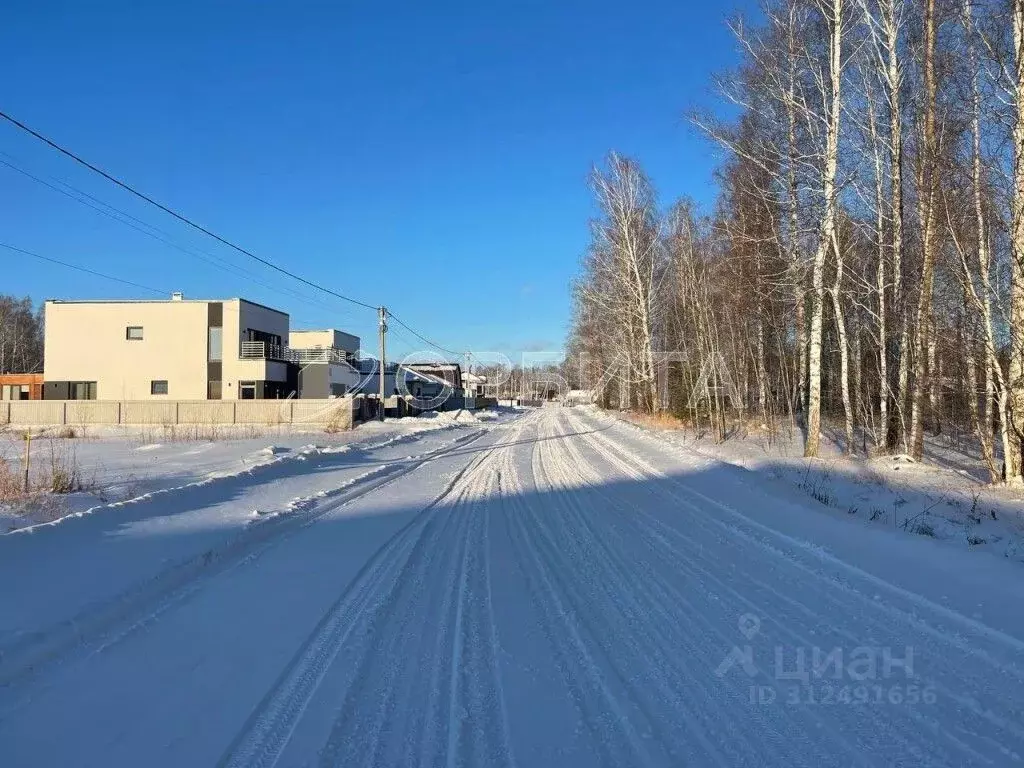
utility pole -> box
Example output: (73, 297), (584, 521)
(378, 306), (387, 421)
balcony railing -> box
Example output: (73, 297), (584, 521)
(287, 348), (352, 365)
(240, 341), (285, 360)
(240, 342), (354, 366)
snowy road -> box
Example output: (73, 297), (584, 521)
(2, 406), (1023, 766)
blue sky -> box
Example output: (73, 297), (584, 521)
(1, 0), (755, 360)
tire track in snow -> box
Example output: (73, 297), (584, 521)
(499, 436), (647, 766)
(536, 411), (801, 765)
(499, 408), (771, 765)
(313, 417), (525, 767)
(565, 407), (1024, 764)
(527, 409), (825, 766)
(0, 428), (490, 692)
(572, 409), (1024, 681)
(324, 419), (522, 768)
(218, 413), (536, 768)
(564, 410), (987, 762)
(522, 412), (714, 765)
(556, 409), (943, 765)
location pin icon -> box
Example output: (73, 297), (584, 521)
(738, 613), (761, 640)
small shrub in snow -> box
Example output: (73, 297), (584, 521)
(623, 411), (687, 432)
(869, 508), (886, 522)
(912, 522), (936, 538)
(324, 410), (348, 434)
(44, 442), (87, 495)
(966, 492), (983, 524)
(809, 487), (832, 506)
(48, 466), (81, 494)
(0, 457), (22, 500)
(967, 535), (986, 546)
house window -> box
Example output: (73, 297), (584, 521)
(69, 381), (97, 400)
(245, 329), (281, 346)
(126, 326), (144, 341)
(151, 380), (169, 395)
(208, 327), (223, 361)
(239, 381), (257, 400)
(208, 380), (222, 400)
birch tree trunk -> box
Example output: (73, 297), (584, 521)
(909, 0), (938, 461)
(957, 0), (1011, 482)
(885, 0), (907, 452)
(1007, 0), (1024, 483)
(787, 6), (808, 421)
(865, 82), (888, 449)
(806, 0), (845, 458)
(831, 232), (855, 454)
(927, 313), (940, 435)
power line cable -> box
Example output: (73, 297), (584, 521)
(386, 325), (442, 358)
(1, 110), (471, 357)
(1, 156), (261, 278)
(0, 109), (377, 311)
(0, 154), (367, 324)
(386, 310), (466, 358)
(0, 242), (167, 295)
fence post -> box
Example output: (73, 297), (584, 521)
(231, 401), (237, 424)
(62, 401), (67, 426)
(22, 431), (31, 493)
(175, 401), (180, 425)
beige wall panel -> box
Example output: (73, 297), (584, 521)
(121, 401), (178, 424)
(9, 401), (65, 425)
(176, 401), (235, 424)
(234, 401), (291, 424)
(45, 301), (208, 400)
(66, 402), (121, 424)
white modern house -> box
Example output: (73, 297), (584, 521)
(44, 294), (293, 400)
(289, 329), (363, 398)
(44, 295), (371, 401)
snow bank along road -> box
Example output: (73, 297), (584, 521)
(2, 406), (1023, 766)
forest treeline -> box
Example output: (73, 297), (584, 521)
(0, 295), (43, 376)
(567, 0), (1024, 484)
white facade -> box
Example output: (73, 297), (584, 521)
(289, 329), (361, 358)
(44, 296), (293, 400)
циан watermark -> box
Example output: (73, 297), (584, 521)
(716, 613), (937, 707)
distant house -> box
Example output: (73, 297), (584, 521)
(354, 359), (398, 397)
(462, 372), (486, 397)
(289, 329), (360, 361)
(289, 329), (362, 398)
(565, 389), (596, 406)
(0, 373), (44, 401)
(401, 363), (464, 399)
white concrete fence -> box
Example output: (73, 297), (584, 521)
(0, 398), (354, 430)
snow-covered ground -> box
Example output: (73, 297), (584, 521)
(1, 405), (1022, 766)
(612, 410), (1024, 565)
(0, 410), (492, 532)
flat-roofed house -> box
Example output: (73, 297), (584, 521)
(0, 373), (44, 401)
(43, 294), (296, 400)
(289, 329), (363, 398)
